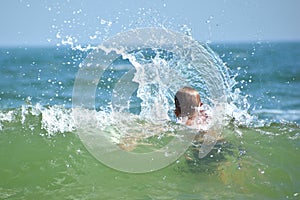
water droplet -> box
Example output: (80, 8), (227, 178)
(89, 35), (97, 40)
(56, 32), (61, 39)
(206, 15), (214, 24)
(100, 19), (106, 25)
(258, 168), (265, 174)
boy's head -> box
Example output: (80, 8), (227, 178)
(174, 87), (202, 118)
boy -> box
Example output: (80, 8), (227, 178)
(174, 87), (207, 127)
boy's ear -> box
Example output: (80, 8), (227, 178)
(174, 109), (180, 117)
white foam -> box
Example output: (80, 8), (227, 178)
(0, 110), (15, 131)
(17, 104), (75, 136)
(40, 105), (75, 136)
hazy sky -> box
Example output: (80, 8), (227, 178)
(1, 0), (300, 46)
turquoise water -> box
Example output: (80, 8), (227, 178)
(1, 42), (300, 199)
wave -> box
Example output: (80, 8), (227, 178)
(253, 109), (300, 122)
(0, 104), (75, 135)
(0, 103), (297, 136)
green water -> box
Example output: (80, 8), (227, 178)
(1, 117), (299, 199)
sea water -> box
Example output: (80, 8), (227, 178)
(0, 41), (299, 199)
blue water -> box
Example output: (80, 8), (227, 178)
(0, 47), (83, 108)
(1, 42), (300, 199)
(214, 42), (300, 123)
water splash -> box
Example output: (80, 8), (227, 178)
(0, 110), (14, 131)
(0, 104), (75, 136)
(71, 27), (235, 172)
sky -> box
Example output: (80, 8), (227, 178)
(0, 0), (300, 46)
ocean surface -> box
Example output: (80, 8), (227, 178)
(0, 41), (300, 199)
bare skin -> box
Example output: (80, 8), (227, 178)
(174, 87), (207, 126)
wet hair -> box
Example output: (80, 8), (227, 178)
(174, 87), (202, 118)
